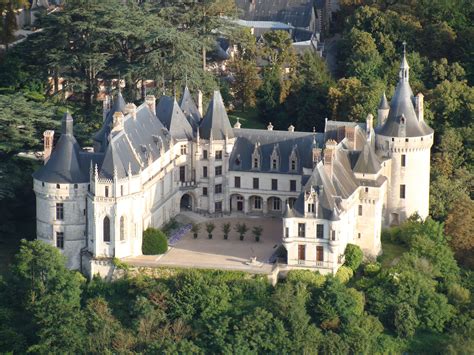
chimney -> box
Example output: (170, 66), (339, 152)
(234, 117), (241, 129)
(324, 139), (337, 178)
(145, 95), (156, 115)
(288, 124), (295, 132)
(416, 93), (424, 122)
(124, 103), (137, 119)
(267, 122), (274, 131)
(103, 95), (110, 122)
(112, 112), (124, 132)
(43, 130), (55, 164)
(366, 113), (374, 136)
(197, 90), (203, 117)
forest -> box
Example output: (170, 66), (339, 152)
(0, 0), (472, 353)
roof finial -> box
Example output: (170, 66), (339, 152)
(402, 41), (407, 55)
(185, 72), (188, 88)
(400, 41), (410, 82)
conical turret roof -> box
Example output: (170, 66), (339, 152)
(179, 86), (201, 131)
(157, 95), (193, 140)
(199, 91), (234, 140)
(378, 92), (389, 110)
(93, 92), (126, 150)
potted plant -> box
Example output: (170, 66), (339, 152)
(235, 223), (249, 241)
(222, 222), (231, 240)
(191, 223), (200, 239)
(252, 226), (263, 242)
(206, 222), (215, 239)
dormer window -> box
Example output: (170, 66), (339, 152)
(289, 145), (298, 172)
(270, 144), (279, 171)
(291, 160), (296, 171)
(272, 159), (277, 169)
(253, 158), (259, 168)
(252, 143), (261, 170)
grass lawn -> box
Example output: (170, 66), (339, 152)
(379, 233), (408, 268)
(228, 108), (265, 130)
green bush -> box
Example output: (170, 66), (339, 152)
(287, 270), (326, 287)
(335, 266), (353, 284)
(364, 262), (381, 276)
(142, 228), (168, 255)
(344, 244), (363, 271)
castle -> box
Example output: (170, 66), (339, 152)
(33, 51), (433, 276)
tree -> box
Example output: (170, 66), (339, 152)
(229, 57), (260, 111)
(142, 228), (168, 254)
(344, 244), (363, 271)
(394, 302), (419, 337)
(0, 0), (29, 51)
(252, 226), (263, 242)
(205, 222), (215, 239)
(234, 222), (249, 241)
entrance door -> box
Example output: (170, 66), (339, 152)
(316, 246), (324, 262)
(237, 196), (244, 211)
(298, 245), (306, 261)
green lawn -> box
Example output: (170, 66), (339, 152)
(379, 233), (408, 268)
(228, 108), (265, 130)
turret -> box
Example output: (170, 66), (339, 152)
(377, 92), (389, 126)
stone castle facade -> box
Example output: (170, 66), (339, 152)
(33, 52), (433, 276)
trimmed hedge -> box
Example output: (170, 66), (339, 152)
(344, 244), (363, 271)
(142, 228), (168, 255)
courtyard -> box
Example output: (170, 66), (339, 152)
(124, 216), (283, 274)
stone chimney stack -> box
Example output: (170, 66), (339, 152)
(112, 112), (124, 132)
(366, 113), (374, 136)
(267, 122), (274, 131)
(234, 117), (241, 129)
(197, 90), (203, 118)
(288, 124), (295, 132)
(416, 93), (424, 122)
(324, 139), (337, 178)
(43, 130), (55, 164)
(145, 95), (156, 115)
(124, 103), (137, 120)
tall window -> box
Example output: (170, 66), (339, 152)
(215, 201), (222, 212)
(203, 166), (208, 178)
(120, 185), (124, 196)
(316, 224), (324, 239)
(180, 144), (187, 155)
(215, 166), (222, 176)
(203, 187), (208, 196)
(203, 150), (208, 159)
(273, 198), (281, 210)
(298, 223), (306, 238)
(215, 150), (222, 160)
(103, 216), (111, 242)
(253, 158), (259, 169)
(316, 246), (324, 262)
(271, 179), (278, 191)
(253, 178), (259, 189)
(272, 159), (277, 170)
(56, 232), (64, 249)
(179, 166), (186, 182)
(215, 184), (222, 194)
(235, 176), (241, 188)
(290, 180), (296, 192)
(285, 227), (289, 238)
(120, 216), (125, 241)
(400, 184), (406, 199)
(254, 196), (262, 209)
(105, 186), (109, 197)
(358, 205), (363, 216)
(307, 203), (315, 213)
(291, 160), (296, 171)
(56, 203), (64, 220)
(401, 154), (406, 167)
(298, 245), (306, 261)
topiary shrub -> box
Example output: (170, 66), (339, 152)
(286, 270), (326, 288)
(335, 265), (353, 284)
(142, 228), (168, 255)
(363, 262), (381, 276)
(344, 244), (363, 271)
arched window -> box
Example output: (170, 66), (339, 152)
(120, 216), (125, 241)
(103, 216), (111, 242)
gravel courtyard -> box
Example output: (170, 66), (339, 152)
(124, 216), (283, 273)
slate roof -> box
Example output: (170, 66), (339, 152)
(156, 95), (193, 140)
(199, 91), (235, 140)
(179, 87), (202, 132)
(352, 141), (381, 174)
(378, 92), (390, 110)
(99, 104), (172, 179)
(93, 92), (126, 152)
(229, 128), (323, 173)
(235, 0), (314, 29)
(33, 113), (90, 184)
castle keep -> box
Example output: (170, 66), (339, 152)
(33, 52), (433, 276)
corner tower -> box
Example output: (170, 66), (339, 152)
(375, 45), (434, 225)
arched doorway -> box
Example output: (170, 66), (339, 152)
(230, 194), (244, 212)
(268, 196), (282, 213)
(249, 195), (263, 213)
(180, 193), (193, 211)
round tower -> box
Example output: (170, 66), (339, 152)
(33, 112), (89, 270)
(375, 46), (434, 225)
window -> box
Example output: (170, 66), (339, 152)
(56, 203), (64, 220)
(400, 184), (406, 199)
(56, 232), (64, 249)
(401, 154), (406, 167)
(253, 178), (259, 189)
(365, 187), (369, 193)
(120, 185), (124, 196)
(203, 150), (208, 159)
(272, 159), (277, 170)
(105, 186), (109, 197)
(253, 158), (259, 169)
(298, 245), (306, 261)
(316, 246), (324, 262)
(180, 144), (187, 155)
(120, 216), (125, 241)
(254, 196), (262, 209)
(405, 138), (409, 142)
(203, 187), (208, 196)
(358, 205), (363, 216)
(290, 180), (296, 192)
(103, 216), (110, 242)
(203, 166), (208, 178)
(291, 160), (296, 171)
(88, 184), (90, 192)
(215, 150), (222, 160)
(235, 176), (241, 188)
(215, 166), (222, 176)
(74, 184), (78, 189)
(56, 184), (60, 189)
(271, 179), (278, 191)
(215, 184), (222, 194)
(307, 203), (315, 213)
(298, 223), (306, 238)
(331, 230), (336, 241)
(215, 201), (222, 212)
(273, 198), (281, 210)
(358, 233), (361, 239)
(285, 227), (289, 238)
(316, 224), (324, 239)
(179, 166), (186, 182)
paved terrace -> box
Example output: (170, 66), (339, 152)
(124, 216), (283, 274)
